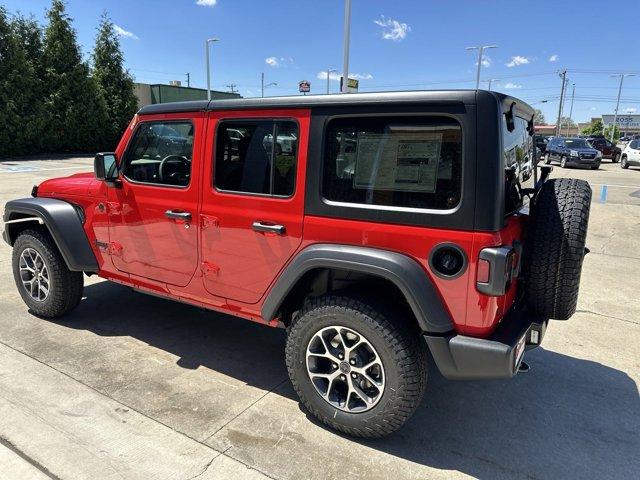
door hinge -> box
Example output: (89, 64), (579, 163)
(201, 215), (219, 229)
(201, 261), (220, 276)
(108, 241), (123, 257)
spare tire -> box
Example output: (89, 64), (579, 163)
(525, 178), (592, 320)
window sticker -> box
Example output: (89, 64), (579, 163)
(354, 132), (442, 193)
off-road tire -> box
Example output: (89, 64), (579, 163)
(525, 178), (591, 319)
(285, 294), (427, 438)
(12, 229), (84, 318)
(621, 155), (629, 169)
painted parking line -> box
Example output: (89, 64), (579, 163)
(599, 185), (608, 203)
(0, 165), (89, 174)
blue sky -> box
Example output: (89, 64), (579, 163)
(5, 0), (640, 123)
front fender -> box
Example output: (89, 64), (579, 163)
(3, 197), (98, 272)
(261, 243), (454, 334)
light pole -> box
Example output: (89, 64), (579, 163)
(326, 68), (336, 94)
(466, 45), (497, 90)
(487, 78), (499, 91)
(261, 72), (277, 98)
(610, 73), (636, 142)
(566, 83), (575, 136)
(556, 70), (567, 136)
(205, 37), (219, 101)
(341, 0), (352, 93)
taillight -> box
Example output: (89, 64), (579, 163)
(476, 246), (518, 296)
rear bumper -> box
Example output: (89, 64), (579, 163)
(425, 305), (548, 380)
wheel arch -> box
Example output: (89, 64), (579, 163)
(262, 244), (454, 334)
(3, 197), (98, 272)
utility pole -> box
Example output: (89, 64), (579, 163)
(555, 70), (567, 136)
(226, 83), (238, 94)
(610, 73), (636, 142)
(466, 45), (497, 90)
(566, 83), (575, 136)
(326, 68), (336, 94)
(205, 37), (219, 101)
(341, 0), (352, 93)
(185, 73), (190, 88)
(260, 73), (277, 98)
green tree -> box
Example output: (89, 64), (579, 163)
(581, 119), (604, 136)
(42, 0), (107, 152)
(92, 12), (138, 150)
(11, 13), (47, 154)
(558, 116), (576, 128)
(603, 124), (620, 142)
(533, 109), (546, 125)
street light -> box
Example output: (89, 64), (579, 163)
(261, 72), (277, 97)
(341, 0), (352, 93)
(610, 73), (636, 142)
(466, 45), (497, 90)
(205, 37), (219, 101)
(326, 68), (336, 94)
(487, 78), (499, 91)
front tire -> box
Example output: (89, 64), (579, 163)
(12, 229), (84, 318)
(285, 294), (427, 438)
(621, 155), (629, 169)
(560, 156), (568, 168)
(544, 153), (551, 164)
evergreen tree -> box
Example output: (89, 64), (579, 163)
(42, 0), (106, 152)
(0, 7), (29, 157)
(92, 12), (138, 150)
(11, 13), (47, 154)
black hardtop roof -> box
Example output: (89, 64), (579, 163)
(137, 89), (534, 119)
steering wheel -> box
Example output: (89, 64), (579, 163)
(158, 155), (189, 184)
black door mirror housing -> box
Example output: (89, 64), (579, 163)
(94, 152), (118, 181)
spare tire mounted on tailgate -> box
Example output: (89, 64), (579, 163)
(525, 178), (592, 320)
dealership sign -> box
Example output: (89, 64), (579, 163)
(602, 114), (640, 129)
(298, 80), (311, 93)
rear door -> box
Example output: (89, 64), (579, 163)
(199, 110), (308, 304)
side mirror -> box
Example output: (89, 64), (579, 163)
(94, 152), (118, 181)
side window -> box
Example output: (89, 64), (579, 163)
(322, 116), (462, 210)
(123, 122), (194, 187)
(214, 120), (298, 197)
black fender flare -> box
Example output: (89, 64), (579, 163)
(261, 243), (454, 334)
(3, 197), (98, 272)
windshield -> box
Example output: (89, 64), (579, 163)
(565, 139), (591, 148)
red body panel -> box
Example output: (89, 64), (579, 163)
(36, 108), (525, 337)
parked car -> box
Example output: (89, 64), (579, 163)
(544, 137), (602, 169)
(2, 91), (592, 438)
(621, 138), (640, 169)
(586, 136), (621, 162)
(534, 135), (549, 153)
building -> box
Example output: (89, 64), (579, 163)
(134, 82), (241, 108)
(602, 114), (640, 136)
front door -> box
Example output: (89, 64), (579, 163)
(200, 110), (308, 304)
(108, 115), (202, 287)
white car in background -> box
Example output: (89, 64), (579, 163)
(620, 139), (640, 169)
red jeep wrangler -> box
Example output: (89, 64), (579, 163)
(3, 91), (591, 437)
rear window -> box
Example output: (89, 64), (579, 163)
(565, 139), (590, 148)
(322, 116), (462, 210)
(502, 116), (534, 213)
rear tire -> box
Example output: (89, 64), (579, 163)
(285, 294), (427, 438)
(612, 153), (620, 163)
(525, 179), (592, 320)
(12, 229), (84, 318)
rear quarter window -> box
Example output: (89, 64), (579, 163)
(322, 116), (462, 210)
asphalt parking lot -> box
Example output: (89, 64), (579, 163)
(0, 156), (638, 480)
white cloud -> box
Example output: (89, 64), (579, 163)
(506, 55), (530, 67)
(113, 24), (138, 40)
(196, 0), (217, 7)
(503, 82), (522, 89)
(624, 107), (637, 113)
(265, 56), (293, 68)
(476, 55), (492, 68)
(590, 107), (597, 111)
(373, 16), (411, 41)
(549, 54), (559, 62)
(317, 71), (373, 81)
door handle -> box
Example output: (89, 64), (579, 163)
(165, 210), (192, 221)
(252, 221), (286, 235)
